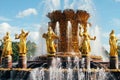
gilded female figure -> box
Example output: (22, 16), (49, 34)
(79, 27), (96, 55)
(15, 29), (29, 56)
(109, 30), (118, 56)
(2, 32), (12, 57)
(43, 27), (59, 54)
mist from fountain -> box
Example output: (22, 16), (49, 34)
(34, 26), (47, 57)
(91, 26), (109, 61)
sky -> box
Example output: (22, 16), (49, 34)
(0, 0), (120, 53)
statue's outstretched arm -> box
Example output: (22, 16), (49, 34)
(52, 32), (59, 39)
(42, 33), (47, 39)
(25, 31), (29, 37)
(89, 35), (96, 40)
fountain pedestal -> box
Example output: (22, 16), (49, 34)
(2, 57), (5, 66)
(18, 54), (27, 68)
(82, 54), (90, 69)
(110, 56), (118, 69)
(0, 49), (2, 65)
(47, 53), (55, 57)
(47, 57), (54, 67)
(4, 55), (12, 68)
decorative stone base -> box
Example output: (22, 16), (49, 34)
(0, 50), (2, 65)
(2, 57), (5, 66)
(47, 53), (55, 57)
(110, 56), (118, 69)
(4, 55), (12, 68)
(18, 56), (27, 68)
(0, 58), (1, 65)
(47, 57), (54, 68)
(82, 54), (90, 69)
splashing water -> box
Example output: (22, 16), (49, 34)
(28, 0), (114, 80)
(91, 26), (109, 61)
(28, 68), (45, 80)
(28, 57), (117, 80)
(55, 21), (60, 52)
(55, 21), (60, 37)
(74, 56), (80, 68)
(49, 58), (63, 80)
(67, 21), (72, 52)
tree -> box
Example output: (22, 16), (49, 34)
(117, 40), (120, 60)
(26, 40), (37, 60)
(12, 42), (19, 62)
(12, 40), (37, 62)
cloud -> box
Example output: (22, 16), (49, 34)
(0, 22), (40, 43)
(43, 0), (60, 11)
(0, 22), (13, 33)
(0, 23), (20, 41)
(16, 8), (38, 18)
(77, 0), (96, 15)
(51, 0), (60, 9)
(0, 23), (21, 34)
(115, 0), (120, 2)
(117, 34), (120, 39)
(31, 24), (41, 30)
(0, 16), (12, 21)
(64, 0), (70, 9)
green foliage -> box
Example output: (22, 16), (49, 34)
(12, 40), (36, 62)
(26, 40), (37, 60)
(117, 40), (120, 60)
(12, 42), (19, 62)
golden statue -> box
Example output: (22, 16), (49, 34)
(79, 27), (96, 55)
(15, 29), (29, 56)
(2, 32), (12, 57)
(109, 30), (118, 57)
(43, 26), (59, 55)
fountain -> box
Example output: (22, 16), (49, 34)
(0, 9), (120, 80)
